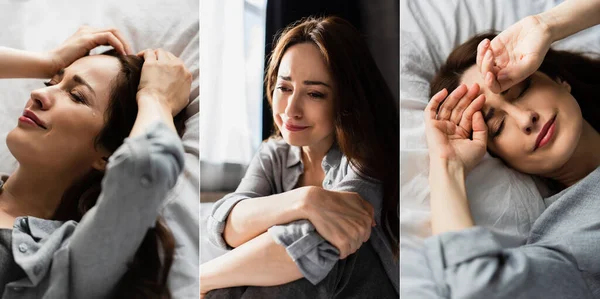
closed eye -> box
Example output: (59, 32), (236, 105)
(44, 81), (88, 105)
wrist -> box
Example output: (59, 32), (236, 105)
(294, 186), (320, 220)
(199, 263), (219, 293)
(536, 12), (560, 42)
(136, 93), (171, 113)
(429, 158), (466, 179)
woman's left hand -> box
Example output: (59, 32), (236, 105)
(48, 26), (133, 74)
(424, 83), (487, 174)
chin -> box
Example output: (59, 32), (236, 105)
(5, 128), (29, 166)
(281, 133), (309, 147)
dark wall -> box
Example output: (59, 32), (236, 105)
(262, 0), (399, 139)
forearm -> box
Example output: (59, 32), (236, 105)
(223, 187), (311, 248)
(0, 47), (56, 79)
(130, 94), (177, 138)
(201, 232), (303, 292)
(539, 0), (600, 42)
(429, 159), (474, 235)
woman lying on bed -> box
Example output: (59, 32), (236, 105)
(425, 0), (600, 297)
(202, 16), (399, 298)
(0, 26), (191, 298)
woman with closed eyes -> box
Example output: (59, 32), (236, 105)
(422, 0), (600, 297)
(0, 26), (191, 298)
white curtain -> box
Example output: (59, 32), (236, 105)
(200, 0), (266, 190)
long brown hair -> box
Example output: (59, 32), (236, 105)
(265, 16), (399, 257)
(430, 32), (600, 136)
(53, 50), (180, 298)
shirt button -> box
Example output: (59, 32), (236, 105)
(140, 175), (152, 187)
(19, 218), (28, 229)
(18, 243), (28, 253)
(33, 265), (42, 276)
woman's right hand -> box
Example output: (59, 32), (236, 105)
(478, 15), (553, 94)
(136, 49), (192, 116)
(424, 84), (487, 174)
(300, 187), (375, 259)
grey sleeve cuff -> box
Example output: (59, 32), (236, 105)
(423, 227), (507, 297)
(206, 194), (249, 249)
(268, 220), (339, 285)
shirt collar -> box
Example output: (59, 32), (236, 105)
(285, 142), (342, 170)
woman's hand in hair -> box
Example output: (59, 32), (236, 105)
(300, 187), (375, 259)
(48, 26), (132, 75)
(425, 84), (487, 175)
(477, 15), (552, 94)
(136, 49), (192, 116)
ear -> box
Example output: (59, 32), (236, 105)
(556, 77), (571, 93)
(91, 155), (109, 172)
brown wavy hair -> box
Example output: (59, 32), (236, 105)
(52, 50), (185, 298)
(265, 16), (399, 257)
(430, 32), (600, 149)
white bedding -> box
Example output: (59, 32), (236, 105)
(400, 0), (600, 296)
(0, 1), (199, 297)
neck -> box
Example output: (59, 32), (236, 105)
(544, 120), (600, 187)
(301, 136), (334, 171)
(0, 166), (74, 219)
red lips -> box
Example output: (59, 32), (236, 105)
(284, 122), (309, 132)
(534, 115), (556, 150)
(21, 109), (47, 129)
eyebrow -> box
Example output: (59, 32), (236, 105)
(55, 69), (96, 96)
(278, 75), (331, 88)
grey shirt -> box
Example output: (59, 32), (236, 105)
(423, 166), (600, 299)
(0, 122), (184, 299)
(207, 138), (399, 293)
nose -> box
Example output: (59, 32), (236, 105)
(284, 92), (302, 119)
(516, 109), (539, 134)
(30, 88), (53, 110)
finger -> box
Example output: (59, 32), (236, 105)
(426, 88), (448, 120)
(155, 48), (168, 61)
(471, 110), (488, 143)
(165, 51), (177, 60)
(481, 49), (494, 80)
(92, 27), (132, 55)
(143, 49), (157, 61)
(458, 94), (486, 134)
(91, 32), (126, 56)
(476, 39), (490, 74)
(106, 29), (132, 55)
(136, 49), (148, 57)
(437, 84), (467, 120)
(450, 83), (480, 124)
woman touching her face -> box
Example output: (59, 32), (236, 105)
(201, 16), (399, 299)
(420, 17), (600, 297)
(0, 26), (192, 298)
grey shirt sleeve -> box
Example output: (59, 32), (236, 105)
(424, 227), (593, 299)
(268, 165), (383, 286)
(206, 143), (274, 249)
(67, 122), (185, 298)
